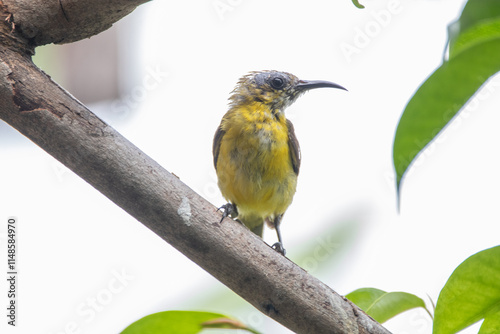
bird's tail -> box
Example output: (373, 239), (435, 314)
(250, 224), (264, 238)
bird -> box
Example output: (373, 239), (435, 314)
(213, 70), (346, 255)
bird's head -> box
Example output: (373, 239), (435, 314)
(229, 70), (346, 112)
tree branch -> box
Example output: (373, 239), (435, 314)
(2, 0), (150, 46)
(0, 1), (391, 333)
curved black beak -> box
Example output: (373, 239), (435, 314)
(295, 80), (347, 92)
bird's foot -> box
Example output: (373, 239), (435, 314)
(272, 242), (286, 256)
(217, 203), (238, 223)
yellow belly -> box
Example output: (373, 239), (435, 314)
(216, 106), (297, 230)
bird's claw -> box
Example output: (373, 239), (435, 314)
(218, 203), (237, 223)
(272, 242), (286, 256)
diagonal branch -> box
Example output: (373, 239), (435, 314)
(0, 1), (391, 333)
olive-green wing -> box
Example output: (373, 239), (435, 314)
(286, 119), (301, 175)
(213, 125), (225, 170)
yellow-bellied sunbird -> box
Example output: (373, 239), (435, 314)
(213, 70), (346, 255)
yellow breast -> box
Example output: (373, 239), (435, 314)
(216, 103), (297, 229)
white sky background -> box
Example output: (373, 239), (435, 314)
(2, 0), (500, 333)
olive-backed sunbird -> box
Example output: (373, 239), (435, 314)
(213, 70), (346, 255)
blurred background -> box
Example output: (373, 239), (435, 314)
(1, 0), (500, 333)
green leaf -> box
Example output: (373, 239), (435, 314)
(351, 0), (365, 9)
(346, 288), (427, 323)
(448, 0), (500, 50)
(121, 310), (259, 334)
(202, 317), (262, 334)
(433, 246), (500, 334)
(393, 38), (500, 194)
(393, 0), (500, 194)
(449, 19), (500, 58)
(479, 310), (500, 334)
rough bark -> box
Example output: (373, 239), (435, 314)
(0, 1), (391, 333)
(2, 0), (149, 46)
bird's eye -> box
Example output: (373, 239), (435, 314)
(270, 76), (285, 89)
